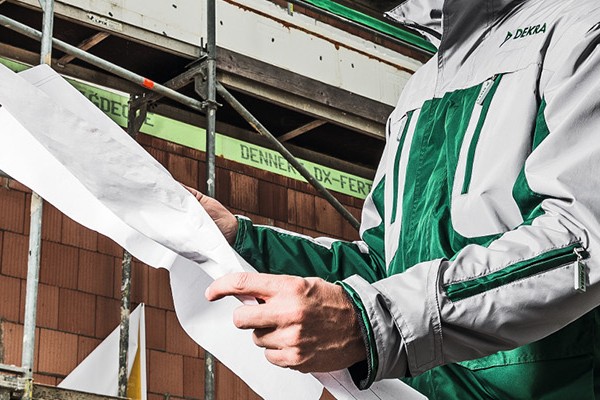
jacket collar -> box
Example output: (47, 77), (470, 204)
(386, 0), (525, 50)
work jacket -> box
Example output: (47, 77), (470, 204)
(233, 0), (600, 398)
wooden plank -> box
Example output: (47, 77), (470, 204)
(218, 72), (385, 139)
(278, 119), (326, 142)
(217, 48), (393, 124)
(57, 32), (111, 66)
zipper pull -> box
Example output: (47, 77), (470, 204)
(476, 75), (497, 105)
(574, 247), (587, 293)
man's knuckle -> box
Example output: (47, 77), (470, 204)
(232, 273), (249, 291)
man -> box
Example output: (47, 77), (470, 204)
(194, 0), (600, 397)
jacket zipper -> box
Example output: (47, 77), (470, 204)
(461, 74), (502, 195)
(390, 111), (414, 224)
(446, 243), (588, 302)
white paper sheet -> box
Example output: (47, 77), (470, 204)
(0, 64), (425, 400)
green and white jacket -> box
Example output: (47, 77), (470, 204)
(234, 0), (600, 397)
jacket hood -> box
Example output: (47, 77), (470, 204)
(386, 0), (526, 50)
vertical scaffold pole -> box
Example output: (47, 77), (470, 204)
(22, 1), (54, 398)
(118, 95), (146, 397)
(204, 0), (217, 399)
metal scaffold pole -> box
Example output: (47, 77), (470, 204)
(204, 0), (217, 398)
(117, 94), (147, 398)
(21, 1), (54, 398)
(0, 12), (361, 231)
(216, 83), (361, 230)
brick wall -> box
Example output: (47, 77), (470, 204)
(0, 132), (364, 399)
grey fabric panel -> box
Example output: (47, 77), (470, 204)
(343, 275), (410, 380)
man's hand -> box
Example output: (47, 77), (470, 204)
(206, 272), (367, 373)
(184, 185), (238, 245)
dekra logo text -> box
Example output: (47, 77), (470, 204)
(500, 23), (547, 47)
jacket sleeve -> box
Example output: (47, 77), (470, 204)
(342, 19), (600, 383)
(232, 216), (385, 283)
(232, 112), (399, 284)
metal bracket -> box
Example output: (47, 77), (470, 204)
(127, 93), (148, 138)
(189, 56), (221, 109)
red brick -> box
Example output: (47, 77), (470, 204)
(145, 306), (166, 351)
(230, 174), (259, 214)
(215, 168), (230, 205)
(95, 295), (119, 339)
(2, 322), (22, 366)
(216, 362), (253, 400)
(39, 241), (79, 289)
(258, 181), (288, 221)
(61, 215), (97, 251)
(77, 335), (101, 364)
(146, 147), (168, 169)
(38, 328), (78, 376)
(341, 206), (362, 242)
(131, 260), (149, 305)
(0, 187), (25, 233)
(7, 179), (30, 193)
(41, 203), (62, 243)
(148, 267), (174, 310)
(148, 350), (183, 396)
(0, 274), (21, 322)
(166, 311), (198, 357)
(301, 228), (324, 238)
(168, 154), (198, 188)
(78, 250), (114, 297)
(183, 355), (204, 399)
(195, 161), (208, 194)
(57, 289), (96, 336)
(1, 322), (39, 369)
(315, 197), (344, 238)
(97, 234), (123, 258)
(242, 212), (274, 227)
(288, 190), (316, 229)
(33, 373), (56, 386)
(273, 221), (298, 232)
(21, 283), (59, 329)
(1, 232), (28, 278)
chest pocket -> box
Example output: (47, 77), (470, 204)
(450, 71), (535, 239)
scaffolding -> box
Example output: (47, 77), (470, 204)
(0, 0), (382, 398)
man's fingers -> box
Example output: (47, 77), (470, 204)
(182, 184), (203, 201)
(252, 328), (278, 347)
(232, 305), (280, 329)
(205, 272), (289, 301)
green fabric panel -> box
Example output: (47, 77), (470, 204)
(445, 243), (580, 302)
(390, 111), (414, 224)
(361, 178), (387, 274)
(338, 281), (378, 389)
(512, 99), (550, 221)
(405, 310), (600, 399)
(233, 217), (385, 283)
(461, 75), (503, 194)
(393, 82), (493, 275)
(301, 0), (437, 53)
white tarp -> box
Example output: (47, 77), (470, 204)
(0, 63), (424, 400)
(59, 304), (147, 399)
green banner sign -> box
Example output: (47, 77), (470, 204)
(1, 58), (373, 199)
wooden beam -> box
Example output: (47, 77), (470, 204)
(56, 32), (110, 66)
(279, 119), (326, 142)
(217, 48), (393, 125)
